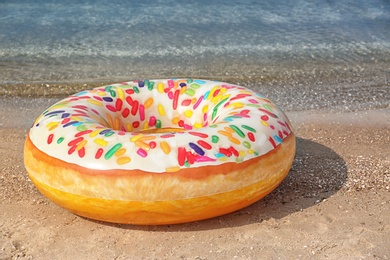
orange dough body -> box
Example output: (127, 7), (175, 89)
(24, 133), (295, 225)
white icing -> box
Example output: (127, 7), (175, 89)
(28, 79), (293, 173)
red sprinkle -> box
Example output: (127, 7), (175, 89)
(149, 141), (157, 149)
(219, 148), (232, 157)
(186, 151), (195, 164)
(78, 147), (85, 158)
(122, 108), (130, 118)
(95, 148), (104, 159)
(261, 115), (269, 121)
(173, 89), (180, 110)
(131, 100), (139, 116)
(68, 145), (76, 155)
(68, 137), (84, 147)
(132, 121), (140, 128)
(269, 137), (277, 149)
(75, 130), (93, 137)
(115, 99), (123, 111)
(228, 146), (239, 157)
(61, 117), (71, 124)
(178, 147), (186, 166)
(125, 89), (135, 95)
(189, 131), (208, 138)
(248, 132), (255, 142)
(47, 134), (54, 144)
(197, 140), (212, 150)
(126, 96), (134, 106)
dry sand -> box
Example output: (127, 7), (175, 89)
(0, 96), (389, 259)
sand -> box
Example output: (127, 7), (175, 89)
(0, 93), (389, 259)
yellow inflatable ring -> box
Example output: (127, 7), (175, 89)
(24, 79), (296, 225)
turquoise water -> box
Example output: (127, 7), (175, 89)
(0, 0), (389, 86)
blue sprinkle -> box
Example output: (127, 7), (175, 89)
(194, 79), (206, 84)
(223, 117), (234, 122)
(179, 82), (186, 88)
(203, 91), (210, 100)
(99, 129), (111, 135)
(63, 121), (78, 127)
(138, 81), (145, 88)
(103, 97), (113, 102)
(61, 113), (70, 118)
(274, 135), (283, 143)
(45, 110), (65, 116)
(189, 142), (205, 156)
(214, 153), (224, 158)
(75, 91), (88, 96)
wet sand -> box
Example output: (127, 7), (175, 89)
(0, 87), (389, 259)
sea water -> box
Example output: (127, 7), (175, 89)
(0, 0), (389, 103)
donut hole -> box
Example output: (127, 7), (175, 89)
(94, 84), (231, 134)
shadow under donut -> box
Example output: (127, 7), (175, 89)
(99, 137), (347, 231)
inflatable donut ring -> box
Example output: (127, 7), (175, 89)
(24, 79), (296, 225)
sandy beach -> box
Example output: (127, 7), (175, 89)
(1, 0), (389, 258)
(0, 90), (389, 259)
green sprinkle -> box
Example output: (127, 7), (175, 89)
(185, 88), (195, 96)
(190, 83), (200, 89)
(212, 108), (218, 120)
(76, 125), (87, 131)
(243, 141), (251, 149)
(236, 157), (244, 163)
(184, 161), (191, 168)
(105, 131), (115, 137)
(148, 81), (154, 90)
(109, 89), (116, 97)
(263, 104), (273, 111)
(133, 86), (140, 93)
(242, 124), (256, 133)
(57, 137), (64, 144)
(105, 86), (113, 92)
(254, 151), (259, 156)
(187, 78), (193, 83)
(230, 125), (245, 138)
(105, 143), (122, 160)
(156, 119), (162, 128)
(214, 97), (229, 110)
(211, 135), (219, 143)
(247, 104), (262, 108)
(209, 124), (218, 128)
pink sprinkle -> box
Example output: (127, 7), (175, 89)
(137, 148), (148, 158)
(181, 99), (192, 106)
(106, 105), (116, 112)
(149, 116), (156, 126)
(183, 124), (193, 130)
(92, 109), (100, 115)
(193, 95), (203, 109)
(139, 104), (145, 121)
(194, 156), (216, 162)
(249, 99), (258, 104)
(168, 79), (174, 88)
